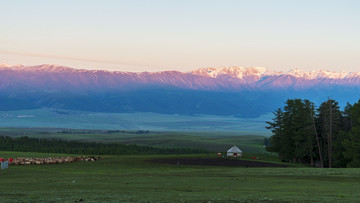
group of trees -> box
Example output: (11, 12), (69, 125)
(0, 136), (207, 155)
(266, 98), (360, 168)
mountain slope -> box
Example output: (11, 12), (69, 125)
(0, 64), (359, 117)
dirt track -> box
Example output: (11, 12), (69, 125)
(151, 158), (289, 167)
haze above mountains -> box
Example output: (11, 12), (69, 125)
(1, 64), (359, 118)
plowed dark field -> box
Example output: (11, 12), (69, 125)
(151, 158), (289, 167)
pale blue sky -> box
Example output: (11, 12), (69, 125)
(0, 0), (359, 72)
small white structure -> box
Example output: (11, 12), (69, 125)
(227, 145), (243, 157)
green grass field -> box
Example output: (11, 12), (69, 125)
(1, 152), (360, 202)
(0, 128), (358, 202)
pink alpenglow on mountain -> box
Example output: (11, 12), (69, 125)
(1, 64), (359, 91)
(0, 64), (359, 117)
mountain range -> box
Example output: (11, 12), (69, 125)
(1, 63), (359, 117)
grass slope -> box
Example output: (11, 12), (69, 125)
(0, 152), (359, 202)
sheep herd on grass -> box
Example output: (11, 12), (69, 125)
(7, 156), (101, 165)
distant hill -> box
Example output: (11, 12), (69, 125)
(1, 64), (360, 117)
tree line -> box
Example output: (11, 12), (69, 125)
(0, 136), (207, 155)
(58, 130), (150, 134)
(266, 98), (360, 168)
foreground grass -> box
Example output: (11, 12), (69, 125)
(0, 152), (359, 202)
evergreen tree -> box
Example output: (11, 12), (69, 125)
(266, 99), (316, 164)
(343, 126), (360, 167)
(316, 99), (342, 168)
(342, 99), (360, 167)
(266, 108), (284, 158)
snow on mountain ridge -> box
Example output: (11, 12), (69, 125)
(193, 66), (354, 80)
(286, 68), (349, 80)
(0, 64), (79, 72)
(0, 64), (357, 81)
(0, 63), (24, 70)
(191, 66), (273, 79)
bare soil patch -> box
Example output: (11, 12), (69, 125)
(151, 158), (289, 167)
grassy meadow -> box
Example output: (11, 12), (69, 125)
(1, 128), (359, 202)
(1, 152), (360, 202)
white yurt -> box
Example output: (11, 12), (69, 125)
(227, 145), (243, 157)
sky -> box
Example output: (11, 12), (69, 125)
(0, 0), (359, 72)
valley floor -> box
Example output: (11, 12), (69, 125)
(0, 109), (271, 135)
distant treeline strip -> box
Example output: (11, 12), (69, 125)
(58, 130), (150, 134)
(0, 136), (207, 155)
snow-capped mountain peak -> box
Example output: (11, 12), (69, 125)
(287, 68), (307, 78)
(286, 69), (349, 80)
(191, 66), (272, 79)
